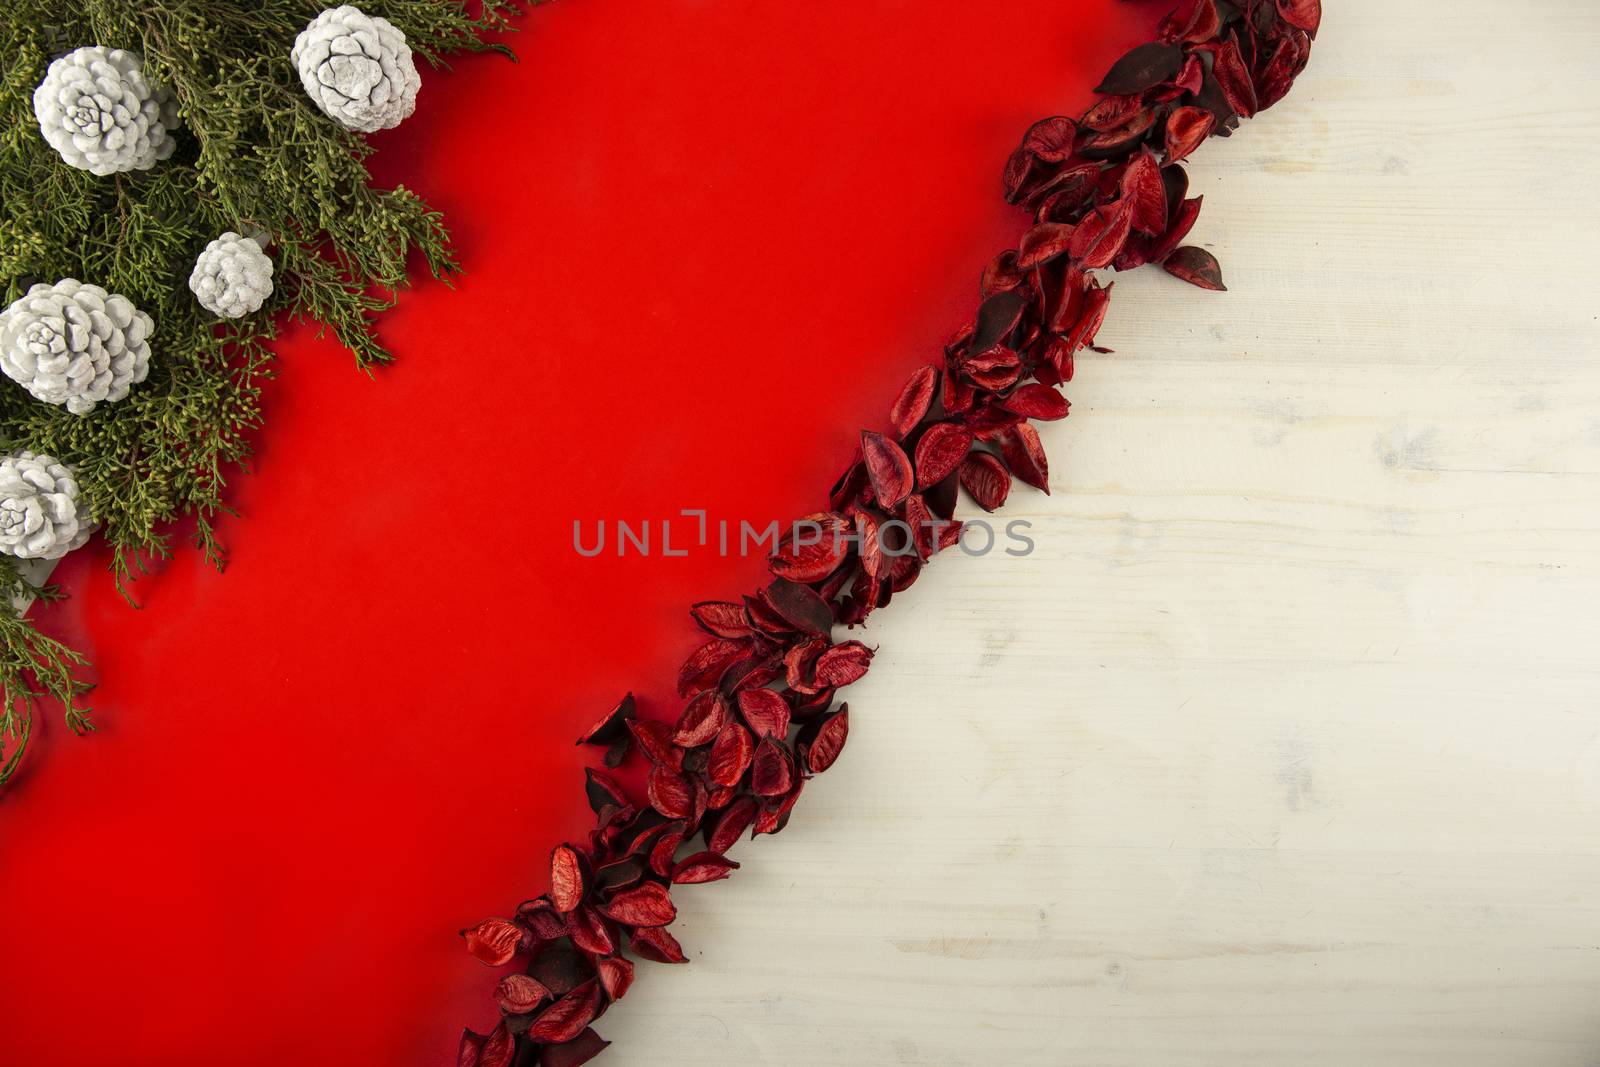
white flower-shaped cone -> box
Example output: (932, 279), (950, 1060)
(189, 232), (274, 318)
(0, 452), (93, 560)
(291, 6), (421, 132)
(0, 280), (153, 415)
(32, 46), (179, 176)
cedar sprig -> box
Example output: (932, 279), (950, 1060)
(0, 0), (532, 788)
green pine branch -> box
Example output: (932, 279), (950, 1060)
(0, 0), (533, 788)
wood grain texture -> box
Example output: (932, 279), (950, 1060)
(598, 2), (1600, 1064)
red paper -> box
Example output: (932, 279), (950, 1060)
(0, 3), (1147, 1063)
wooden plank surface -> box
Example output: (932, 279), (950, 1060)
(599, 2), (1600, 1063)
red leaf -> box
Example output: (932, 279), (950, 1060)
(998, 424), (1051, 493)
(1213, 38), (1258, 119)
(529, 980), (601, 1044)
(647, 763), (694, 819)
(1120, 150), (1167, 236)
(677, 637), (748, 697)
(597, 881), (677, 928)
(461, 918), (523, 967)
(1068, 203), (1133, 271)
(575, 693), (634, 747)
(1164, 246), (1227, 291)
(1064, 281), (1113, 356)
(770, 511), (851, 582)
(813, 641), (873, 688)
(628, 925), (687, 964)
(806, 707), (850, 774)
(566, 905), (616, 957)
(457, 1029), (487, 1067)
(1277, 0), (1321, 34)
(707, 796), (758, 853)
(583, 767), (627, 816)
(626, 719), (680, 768)
(737, 687), (791, 740)
(495, 973), (551, 1015)
(595, 955), (634, 1001)
(550, 845), (585, 914)
(708, 720), (754, 786)
(1095, 42), (1184, 94)
(689, 601), (750, 639)
(763, 578), (833, 636)
(889, 365), (939, 438)
(1020, 115), (1078, 162)
(861, 430), (914, 508)
(1164, 106), (1215, 163)
(960, 452), (1012, 512)
(541, 1029), (611, 1067)
(673, 690), (728, 748)
(1002, 383), (1069, 421)
(750, 736), (795, 797)
(914, 422), (974, 489)
(1017, 222), (1076, 270)
(1150, 195), (1202, 262)
(479, 1021), (515, 1067)
(672, 851), (741, 885)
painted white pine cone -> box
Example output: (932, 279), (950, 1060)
(189, 232), (274, 319)
(0, 280), (153, 415)
(32, 46), (179, 176)
(0, 452), (92, 561)
(291, 6), (420, 133)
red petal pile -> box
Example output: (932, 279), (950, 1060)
(459, 2), (1319, 1062)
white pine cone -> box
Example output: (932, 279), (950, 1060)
(0, 451), (92, 561)
(291, 6), (421, 133)
(189, 232), (274, 319)
(32, 46), (179, 176)
(0, 280), (153, 415)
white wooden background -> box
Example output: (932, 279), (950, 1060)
(600, 3), (1600, 1064)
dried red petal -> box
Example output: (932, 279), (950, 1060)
(1213, 38), (1258, 119)
(1017, 222), (1076, 270)
(1068, 202), (1133, 271)
(1002, 383), (1069, 421)
(1151, 195), (1202, 262)
(461, 918), (523, 967)
(861, 430), (914, 508)
(889, 365), (939, 438)
(689, 601), (750, 639)
(566, 905), (616, 957)
(595, 955), (634, 1001)
(677, 637), (748, 697)
(1120, 150), (1167, 236)
(550, 845), (585, 914)
(529, 940), (594, 997)
(597, 880), (677, 928)
(582, 768), (627, 816)
(673, 690), (728, 748)
(1276, 0), (1321, 34)
(763, 578), (833, 636)
(626, 719), (680, 768)
(707, 796), (758, 853)
(914, 422), (974, 490)
(736, 687), (792, 740)
(648, 825), (687, 877)
(647, 763), (694, 819)
(998, 424), (1051, 493)
(960, 452), (1012, 512)
(750, 736), (795, 797)
(529, 980), (601, 1044)
(806, 707), (849, 774)
(516, 898), (567, 942)
(575, 693), (635, 748)
(478, 1021), (515, 1067)
(457, 1028), (487, 1067)
(672, 851), (740, 885)
(1020, 115), (1078, 162)
(813, 641), (873, 688)
(708, 720), (754, 787)
(1164, 106), (1216, 163)
(770, 511), (851, 583)
(628, 925), (687, 964)
(1095, 41), (1184, 95)
(1164, 245), (1227, 290)
(540, 1029), (611, 1067)
(495, 973), (551, 1015)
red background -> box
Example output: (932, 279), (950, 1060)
(0, 3), (1146, 1063)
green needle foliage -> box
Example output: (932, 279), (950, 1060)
(0, 0), (528, 787)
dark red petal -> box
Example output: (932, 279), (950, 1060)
(1095, 41), (1184, 95)
(626, 719), (680, 768)
(708, 720), (754, 787)
(566, 905), (616, 957)
(672, 851), (741, 885)
(647, 763), (694, 819)
(595, 955), (634, 1001)
(461, 918), (523, 967)
(750, 736), (796, 797)
(550, 845), (585, 914)
(582, 767), (628, 816)
(479, 1021), (515, 1067)
(529, 980), (601, 1044)
(1163, 106), (1216, 164)
(677, 637), (749, 697)
(770, 511), (852, 583)
(1277, 0), (1321, 34)
(889, 365), (939, 438)
(736, 687), (792, 740)
(960, 452), (1012, 512)
(495, 973), (551, 1015)
(673, 690), (728, 748)
(861, 430), (914, 508)
(806, 707), (850, 774)
(914, 422), (975, 489)
(1068, 203), (1133, 271)
(1120, 150), (1167, 236)
(1017, 222), (1076, 270)
(813, 642), (873, 688)
(689, 601), (750, 639)
(707, 796), (758, 853)
(1164, 245), (1227, 291)
(597, 881), (677, 928)
(575, 693), (635, 747)
(763, 578), (834, 636)
(628, 925), (687, 964)
(1213, 38), (1258, 119)
(998, 424), (1051, 494)
(1002, 383), (1069, 421)
(540, 1029), (611, 1067)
